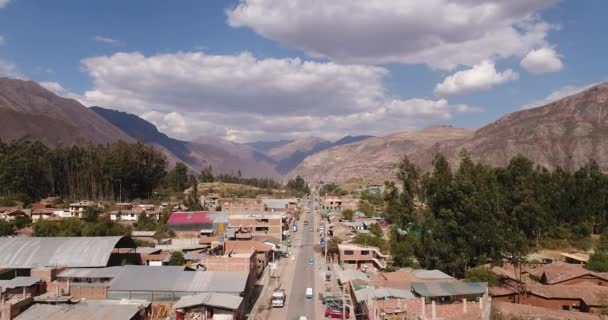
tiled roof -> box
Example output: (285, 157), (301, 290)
(168, 211), (211, 224)
(528, 284), (608, 306)
(530, 262), (608, 284)
(493, 302), (601, 320)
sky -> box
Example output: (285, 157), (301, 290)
(1, 0), (607, 143)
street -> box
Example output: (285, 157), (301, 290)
(286, 193), (317, 320)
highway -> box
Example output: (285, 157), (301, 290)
(286, 193), (317, 320)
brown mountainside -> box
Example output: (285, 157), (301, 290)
(292, 82), (608, 183)
(0, 78), (134, 145)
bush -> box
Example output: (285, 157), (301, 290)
(545, 226), (570, 239)
(571, 223), (592, 240)
(169, 251), (185, 266)
(587, 252), (608, 272)
(341, 209), (354, 221)
(464, 266), (498, 286)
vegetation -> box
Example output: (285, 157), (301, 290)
(168, 251), (185, 266)
(33, 217), (130, 237)
(385, 153), (608, 277)
(286, 175), (310, 197)
(341, 209), (354, 221)
(352, 234), (388, 253)
(320, 183), (347, 196)
(0, 141), (167, 201)
(588, 229), (608, 272)
(464, 266), (499, 286)
(368, 223), (383, 238)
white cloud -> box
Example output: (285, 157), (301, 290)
(520, 82), (599, 110)
(520, 47), (563, 74)
(227, 0), (558, 69)
(77, 51), (473, 141)
(0, 0), (9, 9)
(39, 81), (70, 95)
(0, 59), (22, 78)
(434, 60), (518, 96)
(94, 36), (119, 44)
(0, 35), (4, 46)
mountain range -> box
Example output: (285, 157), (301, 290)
(2, 77), (608, 183)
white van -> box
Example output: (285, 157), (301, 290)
(305, 287), (313, 299)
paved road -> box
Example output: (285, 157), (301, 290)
(286, 194), (317, 320)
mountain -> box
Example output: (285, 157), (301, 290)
(293, 82), (608, 183)
(245, 140), (293, 154)
(91, 107), (280, 178)
(290, 126), (473, 182)
(0, 78), (133, 145)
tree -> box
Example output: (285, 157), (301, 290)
(286, 176), (310, 196)
(199, 165), (215, 183)
(82, 206), (101, 223)
(352, 234), (388, 253)
(166, 162), (189, 192)
(169, 251), (185, 266)
(368, 223), (383, 238)
(389, 226), (416, 268)
(0, 220), (15, 236)
(135, 212), (158, 231)
(358, 200), (375, 217)
(184, 179), (203, 211)
(327, 237), (342, 262)
(587, 252), (608, 272)
(13, 216), (31, 230)
(341, 209), (354, 221)
(464, 267), (499, 286)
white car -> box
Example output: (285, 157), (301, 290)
(306, 287), (313, 299)
(298, 317), (308, 320)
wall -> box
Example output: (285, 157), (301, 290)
(68, 285), (108, 299)
(556, 276), (608, 286)
(524, 294), (583, 312)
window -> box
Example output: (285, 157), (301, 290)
(562, 305), (570, 310)
(361, 250), (370, 256)
(344, 250), (354, 255)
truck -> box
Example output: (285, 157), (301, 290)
(271, 289), (286, 308)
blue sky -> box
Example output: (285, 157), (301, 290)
(0, 0), (606, 142)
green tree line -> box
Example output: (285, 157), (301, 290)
(0, 141), (167, 202)
(387, 152), (608, 277)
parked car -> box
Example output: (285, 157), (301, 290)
(309, 227), (314, 232)
(324, 306), (350, 319)
(304, 220), (309, 225)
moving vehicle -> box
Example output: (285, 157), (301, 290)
(303, 220), (308, 226)
(325, 306), (350, 319)
(309, 227), (314, 232)
(305, 287), (313, 299)
(271, 289), (286, 308)
(298, 317), (307, 320)
(309, 257), (314, 265)
(292, 224), (297, 232)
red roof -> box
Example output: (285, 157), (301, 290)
(168, 211), (212, 224)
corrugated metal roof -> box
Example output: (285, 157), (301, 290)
(354, 287), (415, 302)
(131, 231), (157, 237)
(0, 236), (134, 268)
(0, 276), (42, 292)
(108, 266), (248, 294)
(262, 199), (290, 209)
(411, 281), (487, 298)
(412, 269), (453, 280)
(336, 269), (369, 284)
(57, 267), (123, 279)
(14, 300), (150, 320)
(173, 292), (243, 310)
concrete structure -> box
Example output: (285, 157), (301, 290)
(13, 299), (151, 320)
(228, 213), (284, 241)
(337, 243), (388, 270)
(222, 198), (265, 212)
(167, 211), (230, 239)
(110, 209), (160, 222)
(63, 200), (98, 219)
(411, 281), (487, 304)
(173, 293), (244, 320)
(200, 193), (221, 210)
(262, 198), (297, 213)
(322, 197), (343, 211)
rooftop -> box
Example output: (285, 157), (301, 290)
(411, 281), (487, 298)
(527, 284), (608, 306)
(530, 262), (608, 284)
(14, 299), (150, 320)
(173, 292), (243, 310)
(57, 266), (123, 279)
(0, 276), (42, 292)
(493, 301), (601, 320)
(0, 236), (135, 268)
(107, 266), (248, 294)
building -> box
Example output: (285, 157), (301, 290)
(224, 240), (273, 276)
(323, 197), (343, 211)
(106, 266), (250, 303)
(167, 211), (230, 239)
(493, 301), (603, 320)
(173, 293), (244, 320)
(0, 209), (31, 221)
(55, 267), (123, 299)
(13, 299), (151, 320)
(261, 198), (297, 213)
(222, 198), (265, 212)
(411, 281), (488, 304)
(110, 209), (160, 222)
(529, 262), (608, 286)
(370, 268), (455, 290)
(64, 200), (98, 219)
(228, 213), (284, 242)
(337, 243), (389, 271)
(200, 193), (221, 210)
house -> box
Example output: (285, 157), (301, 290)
(167, 211), (230, 239)
(106, 266), (250, 303)
(323, 197), (343, 211)
(228, 213), (285, 242)
(13, 299), (151, 320)
(411, 281), (488, 304)
(200, 193), (221, 210)
(224, 240), (273, 276)
(0, 277), (43, 296)
(370, 268), (455, 290)
(493, 301), (602, 320)
(198, 252), (257, 290)
(173, 293), (244, 320)
(65, 200), (98, 219)
(55, 267), (123, 299)
(337, 243), (388, 271)
(560, 252), (590, 264)
(0, 208), (31, 221)
(529, 262), (608, 286)
(110, 209), (160, 222)
(221, 198), (265, 212)
(261, 198), (297, 213)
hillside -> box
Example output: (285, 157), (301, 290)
(293, 82), (608, 183)
(291, 126), (473, 183)
(0, 78), (133, 145)
(91, 107), (280, 178)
